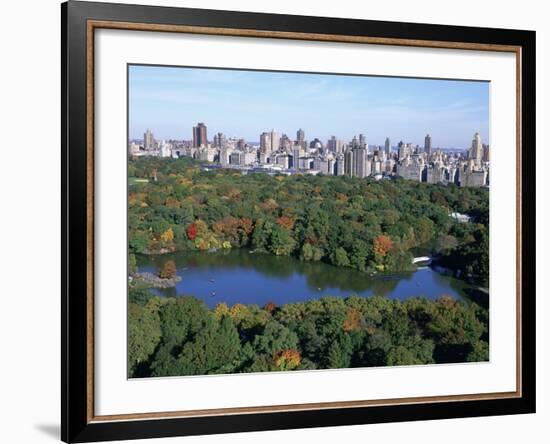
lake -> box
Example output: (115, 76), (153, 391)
(136, 249), (486, 308)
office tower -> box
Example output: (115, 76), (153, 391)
(359, 134), (367, 149)
(353, 147), (369, 178)
(398, 141), (404, 159)
(192, 122), (208, 148)
(144, 129), (155, 150)
(470, 132), (483, 168)
(260, 132), (271, 153)
(296, 128), (305, 143)
(327, 136), (338, 153)
(335, 153), (345, 176)
(424, 134), (432, 157)
(213, 132), (226, 148)
(385, 137), (391, 157)
(292, 145), (302, 169)
(296, 128), (307, 149)
(270, 129), (280, 152)
(260, 130), (281, 153)
(398, 141), (406, 160)
(344, 148), (354, 177)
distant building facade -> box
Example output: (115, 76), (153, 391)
(192, 122), (208, 148)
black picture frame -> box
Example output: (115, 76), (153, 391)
(61, 1), (536, 442)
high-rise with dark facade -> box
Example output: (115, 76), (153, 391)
(193, 122), (208, 148)
(424, 134), (432, 157)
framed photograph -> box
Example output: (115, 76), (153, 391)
(62, 1), (536, 442)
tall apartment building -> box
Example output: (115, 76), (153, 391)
(144, 129), (155, 150)
(192, 122), (208, 148)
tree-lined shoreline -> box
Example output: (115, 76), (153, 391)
(128, 157), (489, 286)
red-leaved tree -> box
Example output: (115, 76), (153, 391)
(187, 222), (198, 241)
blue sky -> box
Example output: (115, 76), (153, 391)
(129, 64), (489, 149)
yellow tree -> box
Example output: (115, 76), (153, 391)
(160, 228), (174, 245)
(159, 260), (177, 279)
(273, 349), (301, 371)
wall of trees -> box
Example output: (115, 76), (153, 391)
(128, 290), (489, 378)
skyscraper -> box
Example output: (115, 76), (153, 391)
(260, 130), (280, 153)
(192, 122), (208, 148)
(292, 145), (302, 170)
(296, 128), (305, 143)
(213, 132), (226, 148)
(270, 129), (280, 152)
(424, 134), (432, 157)
(353, 147), (369, 178)
(470, 132), (483, 168)
(344, 148), (354, 177)
(335, 153), (345, 176)
(385, 137), (391, 157)
(144, 129), (155, 151)
(398, 141), (410, 160)
(260, 132), (271, 153)
(327, 136), (344, 153)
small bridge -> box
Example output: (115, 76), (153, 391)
(412, 256), (432, 265)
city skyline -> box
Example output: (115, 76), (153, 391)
(129, 65), (490, 149)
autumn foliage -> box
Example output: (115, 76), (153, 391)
(373, 235), (394, 257)
(276, 216), (295, 230)
(128, 156), (489, 282)
(129, 292), (489, 378)
(187, 223), (198, 241)
(159, 228), (174, 245)
(159, 260), (177, 279)
(264, 302), (277, 313)
(273, 349), (302, 370)
(343, 308), (364, 332)
(213, 302), (230, 321)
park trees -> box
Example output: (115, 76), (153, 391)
(129, 156), (489, 284)
(130, 290), (489, 378)
(128, 300), (161, 376)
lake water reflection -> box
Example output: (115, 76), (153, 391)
(136, 250), (484, 308)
